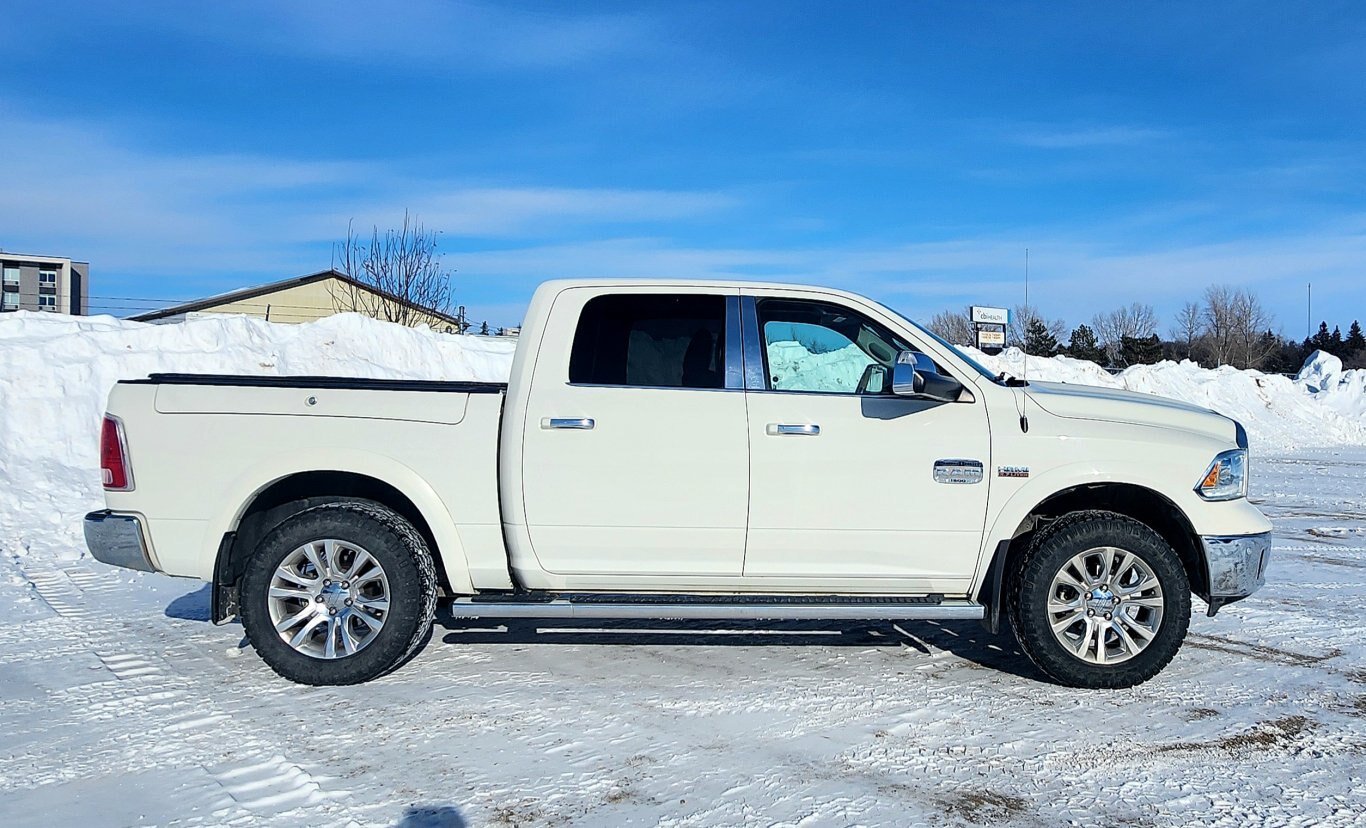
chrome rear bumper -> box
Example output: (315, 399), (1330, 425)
(83, 510), (156, 572)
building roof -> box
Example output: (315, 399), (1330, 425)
(130, 269), (462, 326)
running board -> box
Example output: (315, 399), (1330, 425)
(449, 594), (984, 621)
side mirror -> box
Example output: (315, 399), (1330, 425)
(892, 350), (964, 402)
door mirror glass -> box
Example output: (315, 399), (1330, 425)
(892, 351), (965, 402)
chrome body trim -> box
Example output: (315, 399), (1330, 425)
(543, 418), (595, 430)
(83, 510), (156, 572)
(769, 423), (820, 436)
(933, 459), (984, 485)
(1201, 532), (1271, 598)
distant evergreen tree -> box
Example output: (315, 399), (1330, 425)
(1024, 319), (1059, 356)
(1331, 325), (1345, 355)
(1119, 334), (1163, 366)
(1065, 324), (1106, 364)
(1310, 321), (1333, 353)
(1346, 320), (1365, 354)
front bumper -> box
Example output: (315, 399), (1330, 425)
(1201, 531), (1271, 613)
(83, 510), (156, 572)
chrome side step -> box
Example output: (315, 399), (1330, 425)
(448, 596), (984, 621)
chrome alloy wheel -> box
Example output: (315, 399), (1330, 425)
(266, 539), (390, 659)
(1047, 546), (1165, 665)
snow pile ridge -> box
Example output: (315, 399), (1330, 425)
(0, 311), (516, 562)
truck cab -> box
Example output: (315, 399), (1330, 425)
(85, 279), (1272, 688)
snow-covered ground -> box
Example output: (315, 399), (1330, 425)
(2, 311), (1365, 825)
(2, 449), (1363, 826)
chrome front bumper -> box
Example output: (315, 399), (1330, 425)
(83, 510), (156, 572)
(1201, 532), (1271, 610)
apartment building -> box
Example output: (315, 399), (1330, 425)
(0, 252), (89, 315)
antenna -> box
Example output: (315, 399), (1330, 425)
(1022, 248), (1029, 382)
(1307, 282), (1312, 339)
(1019, 248), (1030, 433)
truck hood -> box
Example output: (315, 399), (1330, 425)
(1024, 381), (1237, 444)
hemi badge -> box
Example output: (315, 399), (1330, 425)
(997, 466), (1030, 478)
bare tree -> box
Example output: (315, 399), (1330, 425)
(331, 211), (458, 327)
(1008, 304), (1066, 348)
(1092, 302), (1158, 365)
(1199, 285), (1276, 369)
(925, 307), (976, 345)
(1171, 301), (1202, 360)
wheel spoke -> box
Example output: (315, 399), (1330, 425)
(301, 543), (327, 578)
(268, 586), (313, 602)
(339, 618), (361, 655)
(275, 604), (316, 632)
(1125, 596), (1165, 609)
(344, 548), (374, 580)
(1056, 565), (1088, 591)
(289, 613), (327, 648)
(1111, 619), (1141, 656)
(1051, 609), (1084, 633)
(1118, 611), (1158, 641)
(273, 565), (317, 589)
(323, 616), (340, 658)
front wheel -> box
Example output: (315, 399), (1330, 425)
(240, 501), (438, 685)
(1009, 510), (1191, 689)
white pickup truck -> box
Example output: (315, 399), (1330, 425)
(85, 279), (1272, 688)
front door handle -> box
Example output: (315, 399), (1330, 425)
(768, 423), (820, 436)
(543, 417), (595, 430)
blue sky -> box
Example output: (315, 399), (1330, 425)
(3, 1), (1365, 334)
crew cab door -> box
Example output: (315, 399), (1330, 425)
(520, 288), (749, 577)
(741, 292), (991, 590)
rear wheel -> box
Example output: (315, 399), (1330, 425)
(1009, 510), (1190, 689)
(240, 501), (437, 685)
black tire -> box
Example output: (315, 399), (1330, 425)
(240, 501), (438, 685)
(1008, 510), (1191, 689)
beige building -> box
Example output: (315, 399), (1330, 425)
(131, 269), (466, 332)
(1, 252), (89, 315)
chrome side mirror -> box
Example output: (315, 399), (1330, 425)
(892, 350), (964, 402)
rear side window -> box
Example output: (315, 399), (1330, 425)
(569, 294), (726, 389)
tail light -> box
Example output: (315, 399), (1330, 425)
(101, 415), (134, 491)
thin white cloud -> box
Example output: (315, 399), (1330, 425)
(1013, 125), (1170, 149)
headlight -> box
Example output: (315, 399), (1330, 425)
(1195, 449), (1247, 501)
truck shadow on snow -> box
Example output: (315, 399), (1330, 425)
(434, 608), (1047, 681)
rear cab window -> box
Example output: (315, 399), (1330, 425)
(569, 294), (727, 389)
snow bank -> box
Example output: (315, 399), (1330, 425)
(2, 311), (1364, 564)
(0, 311), (515, 561)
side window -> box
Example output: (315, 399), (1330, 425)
(569, 294), (727, 389)
(757, 298), (913, 394)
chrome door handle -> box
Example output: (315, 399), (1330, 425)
(543, 417), (595, 430)
(769, 423), (820, 436)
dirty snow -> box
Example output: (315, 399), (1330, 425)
(2, 311), (1366, 825)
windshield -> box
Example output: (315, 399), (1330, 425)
(874, 302), (1004, 384)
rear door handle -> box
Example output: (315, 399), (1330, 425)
(543, 417), (595, 430)
(768, 423), (820, 436)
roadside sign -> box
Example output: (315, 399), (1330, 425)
(971, 306), (1009, 324)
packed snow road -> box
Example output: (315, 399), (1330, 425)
(2, 451), (1364, 827)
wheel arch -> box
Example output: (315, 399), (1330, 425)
(975, 481), (1207, 633)
(210, 461), (475, 623)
